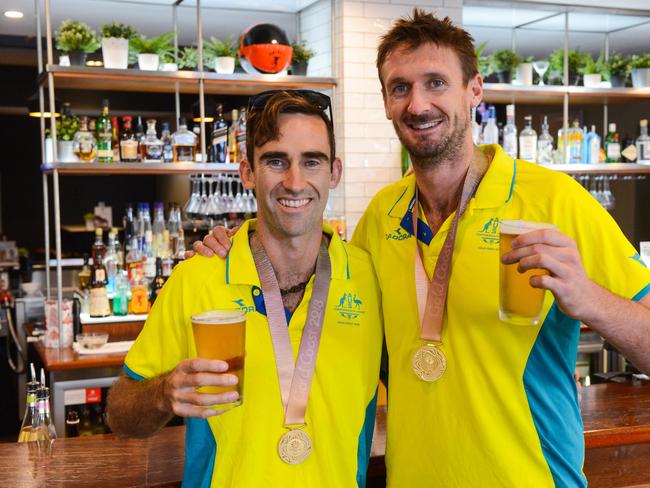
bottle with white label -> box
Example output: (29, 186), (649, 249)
(584, 126), (601, 164)
(605, 123), (621, 163)
(636, 119), (650, 164)
(536, 116), (554, 164)
(482, 105), (499, 145)
(503, 104), (518, 159)
(519, 115), (537, 162)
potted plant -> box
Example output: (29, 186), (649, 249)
(159, 53), (178, 71)
(604, 52), (631, 87)
(548, 48), (582, 85)
(488, 49), (523, 84)
(630, 54), (650, 88)
(291, 41), (315, 76)
(55, 19), (100, 66)
(578, 52), (605, 87)
(514, 55), (534, 85)
(475, 41), (492, 79)
(205, 35), (238, 74)
(177, 46), (214, 71)
(129, 32), (174, 71)
(101, 22), (135, 69)
(54, 103), (80, 162)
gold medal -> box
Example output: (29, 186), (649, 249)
(412, 343), (447, 382)
(278, 429), (312, 465)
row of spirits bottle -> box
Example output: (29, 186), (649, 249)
(70, 99), (247, 164)
(473, 105), (650, 164)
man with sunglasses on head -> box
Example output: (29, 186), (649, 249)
(106, 90), (383, 487)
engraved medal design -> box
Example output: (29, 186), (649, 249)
(412, 343), (447, 382)
(278, 429), (312, 465)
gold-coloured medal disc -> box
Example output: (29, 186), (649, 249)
(412, 344), (447, 382)
(278, 429), (312, 465)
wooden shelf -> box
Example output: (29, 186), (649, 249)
(40, 65), (336, 95)
(542, 163), (650, 175)
(41, 162), (240, 175)
(483, 83), (650, 104)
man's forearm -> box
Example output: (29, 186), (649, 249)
(106, 373), (173, 438)
(581, 284), (650, 374)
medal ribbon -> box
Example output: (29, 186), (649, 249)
(251, 235), (331, 427)
(413, 158), (488, 342)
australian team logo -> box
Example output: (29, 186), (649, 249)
(334, 292), (364, 324)
(477, 217), (500, 248)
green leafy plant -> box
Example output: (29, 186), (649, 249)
(630, 54), (650, 69)
(177, 46), (214, 70)
(474, 41), (491, 78)
(46, 113), (79, 141)
(55, 19), (100, 53)
(548, 48), (582, 84)
(488, 49), (524, 74)
(101, 22), (136, 39)
(604, 52), (631, 78)
(291, 41), (315, 63)
(129, 32), (174, 57)
(578, 52), (605, 75)
(204, 35), (238, 58)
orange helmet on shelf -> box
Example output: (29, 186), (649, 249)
(238, 23), (293, 75)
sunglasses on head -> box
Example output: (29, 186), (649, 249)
(247, 89), (333, 122)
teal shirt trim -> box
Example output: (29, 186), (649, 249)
(182, 417), (216, 488)
(356, 388), (378, 488)
(123, 364), (144, 381)
(632, 283), (650, 301)
(505, 157), (517, 203)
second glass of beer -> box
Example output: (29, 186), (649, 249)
(191, 309), (246, 408)
(499, 220), (556, 325)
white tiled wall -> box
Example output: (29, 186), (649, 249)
(299, 0), (333, 77)
(332, 0), (462, 236)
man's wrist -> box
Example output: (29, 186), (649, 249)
(156, 374), (172, 415)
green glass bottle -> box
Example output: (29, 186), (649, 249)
(96, 99), (113, 163)
(604, 123), (621, 163)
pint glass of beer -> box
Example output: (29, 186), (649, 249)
(191, 309), (246, 407)
(499, 220), (557, 325)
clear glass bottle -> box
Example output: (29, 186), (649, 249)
(112, 263), (129, 316)
(144, 119), (163, 162)
(567, 120), (583, 164)
(636, 119), (650, 164)
(152, 201), (166, 257)
(135, 116), (146, 162)
(519, 115), (538, 162)
(536, 116), (554, 165)
(161, 122), (173, 163)
(471, 107), (481, 145)
(37, 383), (57, 441)
(228, 109), (239, 164)
(104, 229), (118, 295)
(482, 105), (499, 145)
(605, 123), (621, 163)
(78, 253), (92, 290)
(502, 104), (518, 159)
(73, 116), (97, 162)
(211, 104), (228, 163)
(171, 117), (198, 162)
(96, 99), (113, 163)
(17, 377), (39, 442)
(119, 116), (139, 163)
(236, 108), (247, 163)
(582, 125), (601, 164)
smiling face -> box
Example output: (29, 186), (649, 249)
(380, 42), (482, 168)
(240, 113), (342, 240)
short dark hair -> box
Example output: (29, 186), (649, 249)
(376, 9), (479, 87)
(246, 91), (335, 167)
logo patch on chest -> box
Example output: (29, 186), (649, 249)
(477, 217), (500, 250)
(334, 292), (364, 326)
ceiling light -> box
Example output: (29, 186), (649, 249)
(4, 10), (24, 19)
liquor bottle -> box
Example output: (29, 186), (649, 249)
(211, 104), (228, 163)
(173, 227), (186, 267)
(73, 116), (97, 162)
(161, 122), (173, 163)
(605, 123), (621, 163)
(150, 257), (166, 305)
(104, 229), (118, 294)
(96, 99), (113, 162)
(228, 109), (239, 163)
(567, 120), (583, 164)
(482, 105), (498, 145)
(112, 263), (129, 316)
(17, 376), (39, 442)
(78, 253), (92, 290)
(143, 229), (156, 282)
(636, 119), (650, 164)
(471, 107), (481, 145)
(192, 124), (202, 162)
(125, 235), (143, 284)
(171, 117), (198, 162)
(111, 115), (120, 162)
(90, 228), (105, 264)
(582, 126), (601, 164)
(502, 104), (517, 159)
(79, 406), (93, 437)
(128, 252), (150, 315)
(536, 116), (554, 165)
(152, 202), (166, 257)
(65, 410), (80, 438)
(143, 119), (163, 162)
(135, 116), (146, 162)
(160, 229), (174, 278)
(89, 251), (111, 317)
(119, 116), (139, 162)
(519, 115), (537, 162)
(236, 109), (247, 163)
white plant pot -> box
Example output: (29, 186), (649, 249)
(138, 53), (160, 71)
(57, 140), (77, 163)
(58, 54), (70, 67)
(102, 37), (129, 69)
(514, 63), (533, 86)
(214, 56), (236, 74)
(632, 68), (650, 88)
(583, 73), (602, 87)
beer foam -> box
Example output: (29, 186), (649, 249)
(191, 309), (246, 325)
(500, 220), (556, 235)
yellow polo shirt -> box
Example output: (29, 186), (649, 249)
(125, 219), (383, 487)
(352, 144), (650, 487)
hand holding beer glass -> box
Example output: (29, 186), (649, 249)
(499, 220), (557, 325)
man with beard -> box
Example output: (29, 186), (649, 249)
(192, 10), (650, 487)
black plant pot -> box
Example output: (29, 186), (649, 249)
(610, 74), (627, 87)
(291, 61), (308, 76)
(68, 51), (87, 66)
(496, 70), (512, 84)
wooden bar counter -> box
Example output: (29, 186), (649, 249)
(2, 380), (649, 487)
